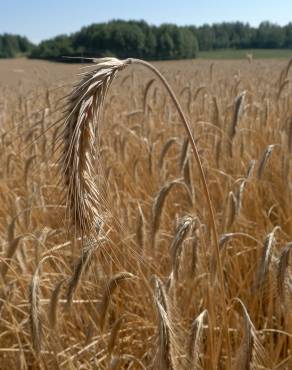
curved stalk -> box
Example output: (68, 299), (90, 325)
(127, 58), (231, 369)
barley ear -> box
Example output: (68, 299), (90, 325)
(234, 298), (270, 369)
(67, 238), (100, 305)
(277, 242), (292, 309)
(29, 265), (42, 354)
(152, 179), (192, 247)
(257, 144), (276, 179)
(49, 279), (65, 328)
(188, 309), (208, 369)
(99, 272), (134, 330)
(171, 216), (196, 280)
(254, 226), (279, 290)
(154, 276), (175, 370)
(60, 58), (130, 236)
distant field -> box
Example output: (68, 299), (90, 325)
(199, 48), (292, 59)
(0, 57), (289, 90)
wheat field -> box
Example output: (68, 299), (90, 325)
(0, 57), (291, 369)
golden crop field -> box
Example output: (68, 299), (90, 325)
(0, 57), (291, 370)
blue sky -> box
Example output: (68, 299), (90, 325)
(1, 0), (291, 43)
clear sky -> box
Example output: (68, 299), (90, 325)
(1, 0), (291, 43)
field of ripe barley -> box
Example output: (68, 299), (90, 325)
(0, 57), (291, 370)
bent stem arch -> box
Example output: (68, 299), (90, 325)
(128, 58), (231, 369)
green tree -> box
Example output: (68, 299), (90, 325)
(196, 25), (215, 50)
(30, 35), (73, 60)
(255, 22), (285, 48)
(0, 33), (34, 58)
(284, 23), (292, 48)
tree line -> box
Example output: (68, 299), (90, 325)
(1, 20), (292, 61)
(29, 20), (199, 61)
(194, 21), (292, 50)
(0, 34), (34, 58)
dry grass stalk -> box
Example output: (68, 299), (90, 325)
(288, 116), (292, 153)
(120, 354), (147, 369)
(1, 235), (22, 279)
(107, 315), (125, 355)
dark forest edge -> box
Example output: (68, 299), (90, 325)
(1, 20), (292, 61)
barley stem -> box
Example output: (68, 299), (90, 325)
(128, 58), (232, 370)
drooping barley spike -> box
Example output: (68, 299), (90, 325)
(60, 58), (130, 236)
(49, 279), (65, 328)
(143, 78), (156, 114)
(158, 137), (178, 170)
(152, 179), (192, 247)
(224, 191), (238, 230)
(188, 310), (208, 369)
(67, 237), (101, 305)
(228, 91), (246, 156)
(154, 276), (175, 370)
(170, 215), (196, 280)
(254, 226), (279, 290)
(277, 242), (292, 309)
(234, 298), (270, 370)
(99, 272), (135, 330)
(257, 144), (277, 179)
(180, 137), (189, 170)
(136, 204), (145, 253)
(287, 116), (292, 154)
(29, 264), (42, 354)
